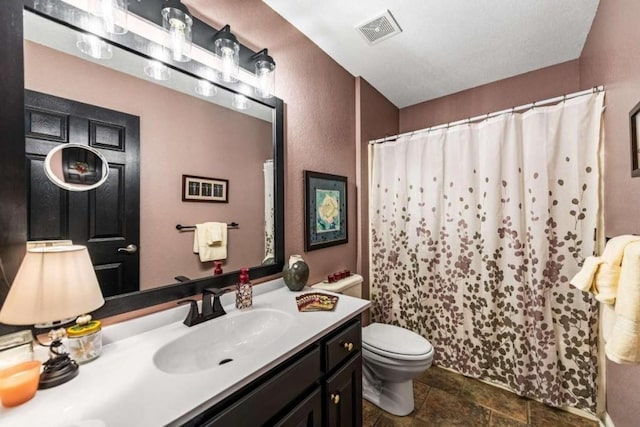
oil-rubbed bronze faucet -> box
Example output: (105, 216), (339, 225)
(177, 288), (227, 327)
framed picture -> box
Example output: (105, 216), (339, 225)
(630, 100), (640, 177)
(182, 174), (228, 203)
(304, 170), (347, 251)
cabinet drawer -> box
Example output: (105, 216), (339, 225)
(324, 320), (361, 373)
(203, 346), (322, 427)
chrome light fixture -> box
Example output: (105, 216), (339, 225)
(161, 0), (192, 62)
(89, 0), (128, 35)
(252, 49), (276, 98)
(213, 25), (240, 83)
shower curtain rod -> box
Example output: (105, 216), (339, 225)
(370, 85), (605, 145)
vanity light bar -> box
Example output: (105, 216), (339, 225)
(60, 0), (260, 88)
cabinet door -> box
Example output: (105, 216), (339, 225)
(274, 387), (322, 427)
(324, 354), (362, 427)
(199, 347), (321, 427)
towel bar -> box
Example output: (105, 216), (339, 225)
(176, 223), (239, 230)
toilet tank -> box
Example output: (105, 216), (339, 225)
(311, 274), (363, 298)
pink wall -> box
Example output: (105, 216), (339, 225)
(399, 60), (581, 132)
(355, 78), (399, 301)
(24, 41), (272, 289)
(185, 0), (358, 285)
(580, 1), (640, 425)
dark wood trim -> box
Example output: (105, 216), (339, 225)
(0, 1), (285, 334)
(630, 100), (640, 177)
(0, 1), (26, 308)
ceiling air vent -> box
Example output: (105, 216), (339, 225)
(356, 10), (402, 45)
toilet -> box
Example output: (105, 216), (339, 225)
(312, 274), (434, 416)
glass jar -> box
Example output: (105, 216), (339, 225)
(0, 330), (33, 370)
(66, 320), (102, 364)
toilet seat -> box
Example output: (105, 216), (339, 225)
(362, 323), (433, 361)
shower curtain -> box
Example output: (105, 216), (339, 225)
(369, 92), (604, 412)
(263, 159), (275, 264)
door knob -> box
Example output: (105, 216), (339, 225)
(117, 244), (138, 254)
(330, 393), (340, 405)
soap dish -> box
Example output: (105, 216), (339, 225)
(296, 292), (339, 312)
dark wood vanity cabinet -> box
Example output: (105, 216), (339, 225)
(181, 316), (363, 427)
(324, 353), (363, 427)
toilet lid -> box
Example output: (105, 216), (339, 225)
(362, 323), (433, 358)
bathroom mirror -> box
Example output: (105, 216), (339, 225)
(44, 144), (109, 191)
(0, 0), (284, 332)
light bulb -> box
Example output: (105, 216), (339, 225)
(90, 0), (128, 35)
(169, 19), (187, 61)
(162, 5), (192, 63)
(255, 61), (275, 98)
(221, 48), (237, 83)
(214, 29), (239, 83)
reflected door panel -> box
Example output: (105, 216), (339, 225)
(25, 90), (140, 297)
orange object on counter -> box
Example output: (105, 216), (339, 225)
(0, 360), (41, 407)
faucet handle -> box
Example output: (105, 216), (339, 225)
(203, 288), (227, 317)
(203, 288), (226, 297)
(177, 299), (200, 326)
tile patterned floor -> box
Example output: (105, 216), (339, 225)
(363, 366), (600, 427)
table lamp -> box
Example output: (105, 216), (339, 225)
(0, 245), (104, 389)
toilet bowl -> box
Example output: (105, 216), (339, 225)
(311, 274), (434, 416)
(362, 322), (434, 415)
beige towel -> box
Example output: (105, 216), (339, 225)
(606, 241), (640, 363)
(570, 235), (640, 304)
(193, 222), (227, 262)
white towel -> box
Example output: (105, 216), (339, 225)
(193, 222), (227, 262)
(570, 234), (640, 304)
(606, 241), (640, 364)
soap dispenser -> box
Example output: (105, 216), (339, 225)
(235, 268), (252, 310)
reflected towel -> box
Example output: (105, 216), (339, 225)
(193, 222), (227, 262)
(570, 235), (640, 304)
(606, 241), (640, 364)
(207, 223), (224, 245)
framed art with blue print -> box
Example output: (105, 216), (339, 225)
(304, 170), (348, 251)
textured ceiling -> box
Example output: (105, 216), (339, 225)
(263, 0), (600, 108)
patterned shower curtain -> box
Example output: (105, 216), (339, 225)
(369, 92), (604, 412)
(263, 159), (275, 264)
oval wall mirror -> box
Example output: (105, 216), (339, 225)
(44, 144), (110, 191)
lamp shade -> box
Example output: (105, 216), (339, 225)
(0, 246), (104, 326)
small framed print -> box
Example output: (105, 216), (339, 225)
(182, 175), (228, 203)
(304, 170), (348, 251)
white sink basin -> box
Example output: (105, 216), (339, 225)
(153, 308), (294, 374)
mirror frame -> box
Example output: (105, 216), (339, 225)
(0, 0), (285, 334)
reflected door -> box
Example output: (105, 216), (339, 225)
(24, 90), (140, 297)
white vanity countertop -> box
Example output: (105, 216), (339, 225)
(0, 279), (370, 426)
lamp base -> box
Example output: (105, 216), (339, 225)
(38, 353), (79, 389)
